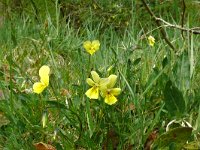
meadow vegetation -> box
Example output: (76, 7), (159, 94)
(0, 0), (200, 149)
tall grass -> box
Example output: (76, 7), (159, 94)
(0, 0), (200, 149)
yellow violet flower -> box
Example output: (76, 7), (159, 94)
(148, 35), (155, 47)
(83, 40), (100, 55)
(33, 65), (50, 94)
(85, 71), (108, 99)
(101, 75), (121, 105)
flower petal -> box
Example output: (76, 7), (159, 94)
(85, 86), (99, 99)
(110, 88), (121, 96)
(39, 65), (50, 86)
(33, 82), (46, 94)
(148, 36), (155, 47)
(99, 78), (109, 90)
(40, 75), (49, 86)
(83, 41), (92, 51)
(107, 75), (117, 88)
(91, 71), (100, 83)
(86, 78), (95, 86)
(92, 40), (100, 50)
(39, 65), (50, 77)
(100, 91), (106, 98)
(89, 50), (96, 55)
(104, 94), (117, 105)
(99, 78), (109, 85)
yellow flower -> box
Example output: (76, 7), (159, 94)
(83, 40), (100, 55)
(148, 35), (155, 47)
(85, 71), (108, 99)
(101, 75), (121, 105)
(33, 65), (50, 94)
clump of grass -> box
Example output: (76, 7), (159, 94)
(0, 0), (200, 149)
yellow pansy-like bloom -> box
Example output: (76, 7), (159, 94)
(33, 65), (50, 94)
(85, 71), (108, 99)
(101, 75), (121, 105)
(148, 35), (155, 47)
(83, 40), (100, 55)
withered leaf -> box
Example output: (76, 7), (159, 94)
(34, 142), (56, 150)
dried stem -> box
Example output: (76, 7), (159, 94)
(156, 18), (200, 34)
(141, 0), (200, 52)
(141, 0), (175, 50)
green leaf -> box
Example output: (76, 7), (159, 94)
(164, 80), (186, 117)
(173, 51), (190, 91)
(133, 58), (141, 66)
(46, 100), (66, 109)
(183, 141), (200, 149)
(152, 127), (192, 150)
(86, 99), (94, 138)
(162, 56), (168, 68)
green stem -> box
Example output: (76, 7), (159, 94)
(86, 97), (94, 138)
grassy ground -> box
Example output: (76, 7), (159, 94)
(0, 0), (200, 149)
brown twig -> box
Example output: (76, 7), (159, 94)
(141, 0), (175, 50)
(156, 18), (200, 34)
(142, 0), (200, 34)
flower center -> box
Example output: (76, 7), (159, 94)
(90, 46), (95, 51)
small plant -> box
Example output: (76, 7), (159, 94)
(0, 0), (200, 149)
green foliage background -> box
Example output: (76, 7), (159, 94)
(0, 0), (200, 149)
